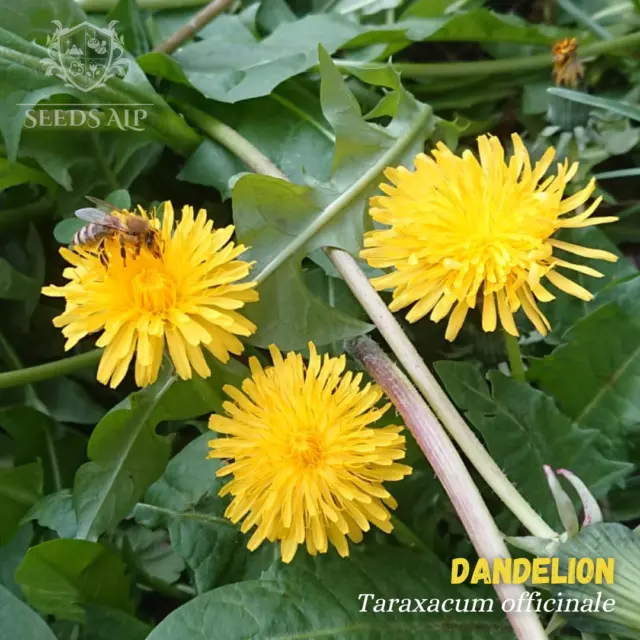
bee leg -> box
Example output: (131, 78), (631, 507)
(98, 239), (109, 267)
(119, 234), (127, 266)
(135, 241), (142, 259)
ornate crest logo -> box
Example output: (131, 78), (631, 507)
(42, 20), (130, 93)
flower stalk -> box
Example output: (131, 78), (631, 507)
(0, 349), (101, 390)
(181, 103), (558, 540)
(347, 336), (548, 640)
(327, 248), (557, 538)
(334, 30), (640, 78)
(504, 332), (526, 382)
(153, 0), (236, 54)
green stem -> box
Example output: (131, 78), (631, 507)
(0, 349), (102, 390)
(328, 249), (555, 538)
(175, 103), (285, 178)
(335, 30), (640, 78)
(179, 104), (558, 540)
(504, 332), (526, 382)
(135, 575), (195, 600)
(153, 0), (236, 54)
(349, 337), (548, 640)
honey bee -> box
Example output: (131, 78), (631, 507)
(72, 196), (163, 265)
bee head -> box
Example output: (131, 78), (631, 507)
(146, 229), (164, 260)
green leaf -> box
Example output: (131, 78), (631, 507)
(551, 523), (640, 637)
(25, 490), (78, 539)
(0, 524), (32, 597)
(146, 545), (513, 640)
(529, 274), (640, 457)
(22, 130), (162, 200)
(139, 11), (564, 104)
(139, 15), (360, 104)
(35, 377), (105, 425)
(134, 434), (246, 593)
(232, 50), (431, 349)
(245, 258), (375, 349)
(122, 526), (185, 584)
(434, 362), (632, 528)
(0, 1), (199, 161)
(72, 366), (175, 541)
(15, 539), (132, 622)
(543, 227), (637, 342)
(149, 356), (248, 423)
(105, 188), (132, 209)
(177, 140), (247, 201)
(72, 355), (245, 541)
(53, 218), (84, 245)
(178, 81), (334, 199)
(0, 157), (56, 193)
(547, 88), (640, 123)
(0, 406), (88, 490)
(0, 256), (40, 302)
(106, 0), (151, 57)
(84, 605), (152, 640)
(0, 584), (57, 640)
(256, 0), (297, 33)
(595, 168), (640, 179)
(0, 0), (83, 38)
(0, 462), (43, 544)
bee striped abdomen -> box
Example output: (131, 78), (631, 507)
(72, 223), (112, 248)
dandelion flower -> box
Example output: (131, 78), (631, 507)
(361, 134), (618, 341)
(208, 343), (412, 563)
(42, 204), (258, 388)
(552, 37), (584, 88)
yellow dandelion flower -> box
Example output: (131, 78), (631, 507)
(361, 134), (618, 341)
(552, 37), (584, 88)
(208, 343), (412, 563)
(42, 203), (258, 388)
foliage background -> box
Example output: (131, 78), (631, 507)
(1, 0), (640, 637)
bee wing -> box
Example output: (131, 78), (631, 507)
(74, 208), (128, 231)
(85, 196), (121, 213)
(74, 207), (108, 223)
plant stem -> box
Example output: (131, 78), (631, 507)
(176, 103), (286, 178)
(327, 249), (556, 538)
(504, 332), (526, 382)
(178, 104), (557, 540)
(348, 336), (548, 640)
(335, 30), (640, 78)
(0, 349), (101, 390)
(153, 0), (236, 54)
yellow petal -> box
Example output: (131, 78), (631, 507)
(546, 270), (593, 301)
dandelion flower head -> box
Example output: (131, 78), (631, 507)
(208, 343), (412, 563)
(361, 134), (618, 341)
(43, 203), (258, 388)
(552, 37), (584, 88)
